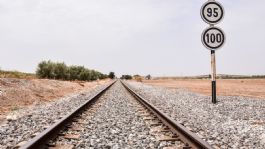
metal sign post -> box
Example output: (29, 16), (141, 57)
(201, 0), (225, 104)
(211, 50), (216, 103)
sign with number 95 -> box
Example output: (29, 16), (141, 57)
(201, 1), (224, 25)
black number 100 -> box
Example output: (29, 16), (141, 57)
(206, 33), (222, 43)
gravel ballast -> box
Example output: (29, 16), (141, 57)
(0, 82), (110, 148)
(49, 81), (186, 148)
(67, 81), (160, 148)
(127, 81), (265, 149)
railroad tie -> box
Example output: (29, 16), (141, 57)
(157, 135), (180, 141)
(143, 116), (156, 120)
(71, 126), (84, 131)
(30, 132), (40, 138)
(160, 127), (171, 133)
(14, 141), (28, 149)
(149, 121), (163, 126)
(63, 134), (80, 140)
(48, 144), (75, 149)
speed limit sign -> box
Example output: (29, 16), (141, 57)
(201, 0), (224, 25)
(202, 26), (225, 50)
(200, 0), (225, 104)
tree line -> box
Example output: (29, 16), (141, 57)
(120, 74), (151, 80)
(36, 60), (112, 81)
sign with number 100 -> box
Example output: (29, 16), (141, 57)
(201, 1), (224, 25)
(202, 27), (225, 50)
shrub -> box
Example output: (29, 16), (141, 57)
(120, 75), (132, 80)
(36, 60), (55, 79)
(79, 69), (91, 81)
(54, 62), (68, 80)
(145, 74), (151, 80)
(36, 60), (107, 81)
(133, 74), (142, 82)
(135, 77), (142, 82)
(68, 65), (85, 80)
(108, 72), (115, 79)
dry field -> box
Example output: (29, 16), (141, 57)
(0, 78), (110, 121)
(142, 79), (265, 99)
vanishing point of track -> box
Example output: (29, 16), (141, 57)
(20, 80), (213, 149)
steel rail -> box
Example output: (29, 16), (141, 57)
(121, 81), (214, 149)
(20, 80), (116, 149)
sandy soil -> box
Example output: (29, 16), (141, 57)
(0, 78), (110, 120)
(142, 79), (265, 99)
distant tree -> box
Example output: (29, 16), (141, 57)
(90, 70), (98, 81)
(36, 60), (107, 81)
(36, 61), (47, 78)
(120, 75), (132, 80)
(108, 72), (115, 79)
(68, 66), (85, 80)
(36, 60), (55, 79)
(79, 69), (91, 81)
(146, 74), (151, 80)
(54, 62), (68, 80)
(98, 73), (108, 79)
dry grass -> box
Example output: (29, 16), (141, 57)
(0, 70), (36, 79)
(142, 79), (265, 99)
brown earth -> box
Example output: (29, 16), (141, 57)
(142, 79), (265, 99)
(0, 78), (110, 120)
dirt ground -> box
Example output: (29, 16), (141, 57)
(0, 78), (110, 120)
(142, 79), (265, 99)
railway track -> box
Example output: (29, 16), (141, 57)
(19, 80), (213, 149)
(121, 81), (213, 149)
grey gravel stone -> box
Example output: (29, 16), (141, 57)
(127, 81), (265, 149)
(73, 82), (160, 148)
(0, 83), (110, 148)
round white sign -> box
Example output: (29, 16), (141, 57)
(202, 26), (225, 50)
(201, 1), (224, 25)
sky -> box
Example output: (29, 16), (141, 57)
(0, 0), (264, 76)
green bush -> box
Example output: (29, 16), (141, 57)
(36, 60), (107, 81)
(54, 62), (68, 80)
(68, 65), (86, 80)
(36, 60), (55, 79)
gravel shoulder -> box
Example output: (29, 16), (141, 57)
(127, 81), (265, 149)
(0, 82), (111, 148)
(0, 78), (110, 121)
